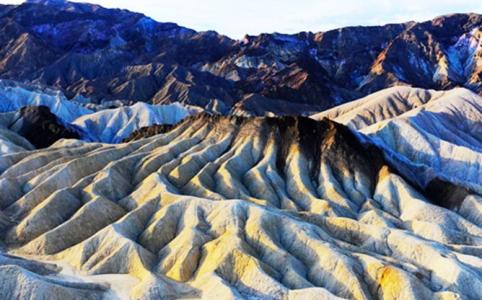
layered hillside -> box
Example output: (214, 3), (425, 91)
(0, 80), (202, 144)
(312, 86), (482, 194)
(0, 115), (481, 299)
(0, 1), (479, 115)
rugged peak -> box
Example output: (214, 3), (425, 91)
(126, 114), (386, 185)
(0, 4), (478, 113)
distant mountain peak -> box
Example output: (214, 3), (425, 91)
(0, 1), (479, 114)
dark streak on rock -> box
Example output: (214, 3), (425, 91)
(16, 106), (80, 148)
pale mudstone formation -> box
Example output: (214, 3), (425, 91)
(0, 112), (35, 154)
(0, 115), (481, 299)
(313, 86), (482, 193)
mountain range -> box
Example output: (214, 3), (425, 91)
(0, 0), (479, 115)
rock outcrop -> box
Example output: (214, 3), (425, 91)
(12, 106), (80, 148)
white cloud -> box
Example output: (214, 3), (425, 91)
(3, 0), (481, 38)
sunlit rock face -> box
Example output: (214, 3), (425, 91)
(0, 115), (481, 299)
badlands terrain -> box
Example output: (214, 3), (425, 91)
(0, 1), (480, 300)
(0, 85), (481, 299)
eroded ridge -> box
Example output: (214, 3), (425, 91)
(0, 115), (481, 300)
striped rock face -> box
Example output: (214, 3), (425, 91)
(0, 115), (481, 299)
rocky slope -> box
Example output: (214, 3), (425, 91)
(0, 80), (202, 144)
(0, 121), (34, 154)
(9, 105), (80, 148)
(71, 102), (202, 143)
(0, 1), (479, 115)
(0, 80), (94, 122)
(0, 114), (481, 299)
(312, 86), (482, 194)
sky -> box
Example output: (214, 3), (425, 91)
(3, 0), (482, 38)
